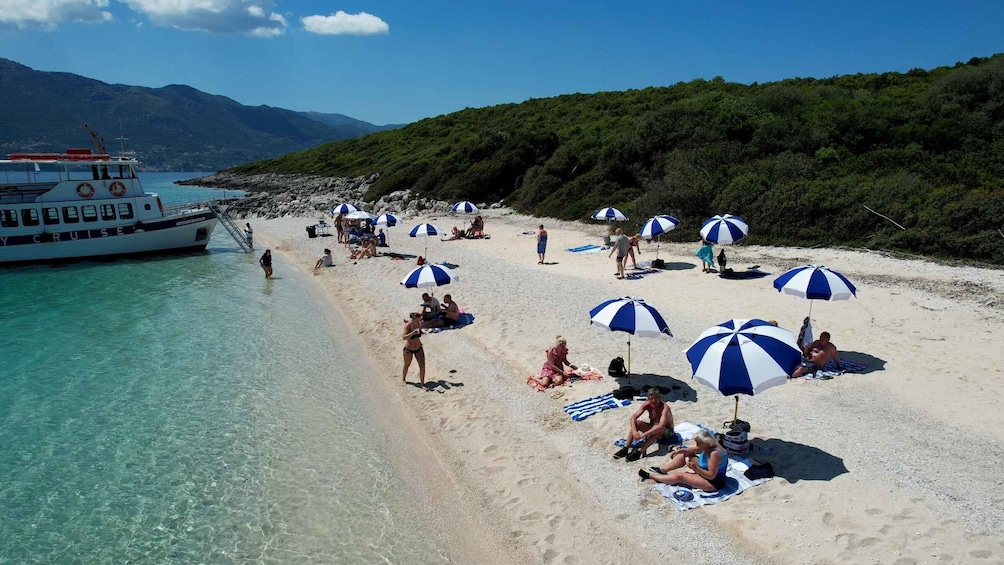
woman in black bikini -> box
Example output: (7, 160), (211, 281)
(402, 312), (426, 387)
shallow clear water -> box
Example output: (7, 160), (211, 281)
(0, 176), (448, 564)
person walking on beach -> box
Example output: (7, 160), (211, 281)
(536, 224), (548, 264)
(259, 249), (273, 279)
(402, 312), (426, 387)
(244, 223), (253, 250)
(335, 213), (345, 243)
(609, 228), (629, 278)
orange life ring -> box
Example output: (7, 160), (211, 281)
(109, 181), (127, 197)
(76, 182), (95, 198)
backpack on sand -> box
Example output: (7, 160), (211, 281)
(608, 356), (627, 378)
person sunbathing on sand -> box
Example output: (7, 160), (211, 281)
(613, 389), (673, 462)
(638, 429), (728, 491)
(790, 331), (842, 378)
(442, 227), (465, 241)
(529, 335), (577, 388)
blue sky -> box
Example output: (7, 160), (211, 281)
(1, 1), (1002, 125)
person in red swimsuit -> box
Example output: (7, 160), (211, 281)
(613, 389), (674, 462)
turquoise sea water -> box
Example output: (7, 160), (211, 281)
(0, 174), (448, 564)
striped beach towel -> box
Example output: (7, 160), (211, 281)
(563, 393), (631, 421)
(803, 358), (869, 380)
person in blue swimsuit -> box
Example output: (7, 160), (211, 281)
(637, 429), (729, 490)
(536, 224), (548, 264)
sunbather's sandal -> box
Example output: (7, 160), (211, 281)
(613, 447), (630, 459)
(648, 466), (662, 474)
(626, 449), (642, 462)
(638, 469), (651, 481)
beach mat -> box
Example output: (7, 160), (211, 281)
(563, 393), (630, 421)
(719, 269), (771, 280)
(566, 244), (603, 253)
(527, 366), (604, 391)
(614, 422), (711, 448)
(654, 454), (771, 511)
(624, 268), (663, 279)
(803, 359), (869, 380)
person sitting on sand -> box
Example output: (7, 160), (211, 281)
(467, 216), (484, 238)
(402, 312), (426, 387)
(791, 331), (842, 378)
(377, 229), (388, 247)
(314, 248), (333, 269)
(529, 336), (577, 388)
(420, 292), (441, 321)
(348, 239), (376, 260)
(638, 429), (728, 491)
(443, 226), (465, 241)
(613, 389), (674, 462)
(424, 294), (461, 328)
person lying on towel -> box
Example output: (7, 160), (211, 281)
(613, 389), (674, 462)
(638, 429), (728, 491)
(790, 331), (843, 378)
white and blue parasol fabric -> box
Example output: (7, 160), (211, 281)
(374, 213), (399, 227)
(640, 215), (679, 239)
(772, 265), (857, 301)
(685, 319), (801, 396)
(452, 201), (479, 214)
(700, 214), (748, 245)
(331, 203), (359, 215)
(589, 297), (672, 375)
(408, 224), (444, 237)
(591, 207), (628, 221)
(401, 264), (459, 289)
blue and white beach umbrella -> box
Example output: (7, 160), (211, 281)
(452, 201), (479, 214)
(589, 296), (672, 375)
(773, 265), (857, 301)
(401, 264), (459, 289)
(686, 318), (800, 395)
(641, 215), (680, 261)
(700, 214), (749, 245)
(408, 223), (445, 258)
(331, 203), (359, 215)
(591, 207), (628, 222)
(374, 213), (399, 227)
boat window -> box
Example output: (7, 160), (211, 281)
(21, 208), (40, 227)
(144, 203), (152, 211)
(117, 203), (134, 220)
(43, 207), (60, 225)
(62, 206), (80, 224)
(100, 204), (116, 221)
(0, 209), (18, 228)
(81, 205), (98, 222)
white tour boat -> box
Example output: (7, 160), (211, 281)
(0, 149), (220, 265)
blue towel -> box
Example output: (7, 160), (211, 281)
(613, 432), (681, 448)
(563, 393), (631, 421)
(566, 244), (601, 253)
(805, 358), (868, 380)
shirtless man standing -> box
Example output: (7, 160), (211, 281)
(402, 312), (426, 387)
(791, 331), (842, 378)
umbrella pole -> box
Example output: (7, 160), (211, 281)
(733, 395), (739, 428)
(808, 300), (814, 321)
(655, 235), (661, 261)
(627, 335), (632, 376)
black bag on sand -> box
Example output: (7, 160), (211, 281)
(724, 419), (751, 433)
(744, 462), (775, 480)
(608, 356), (627, 378)
(651, 258), (665, 269)
(612, 386), (639, 400)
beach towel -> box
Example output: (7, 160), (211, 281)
(435, 312), (474, 332)
(802, 358), (869, 380)
(654, 455), (771, 511)
(719, 269), (770, 280)
(563, 393), (631, 421)
(517, 230), (536, 236)
(567, 244), (602, 253)
(614, 422), (711, 447)
(624, 268), (663, 279)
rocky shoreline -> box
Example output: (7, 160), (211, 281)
(177, 171), (485, 220)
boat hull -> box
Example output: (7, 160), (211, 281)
(0, 213), (218, 265)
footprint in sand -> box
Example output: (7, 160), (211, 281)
(865, 508), (883, 515)
(822, 512), (834, 525)
(969, 549), (993, 559)
(519, 511), (543, 522)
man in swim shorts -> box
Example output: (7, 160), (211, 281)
(425, 294), (460, 328)
(613, 389), (674, 462)
(608, 228), (629, 279)
(791, 331), (842, 378)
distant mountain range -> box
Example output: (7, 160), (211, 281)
(0, 58), (401, 171)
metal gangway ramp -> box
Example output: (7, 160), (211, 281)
(208, 200), (253, 252)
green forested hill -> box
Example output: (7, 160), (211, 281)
(234, 55), (1004, 263)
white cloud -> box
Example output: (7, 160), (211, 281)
(302, 11), (388, 35)
(0, 0), (111, 29)
(120, 0), (287, 36)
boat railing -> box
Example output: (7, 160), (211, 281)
(161, 201), (212, 215)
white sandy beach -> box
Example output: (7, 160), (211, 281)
(251, 209), (1004, 565)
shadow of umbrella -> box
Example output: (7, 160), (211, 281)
(752, 438), (849, 482)
(615, 373), (698, 403)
